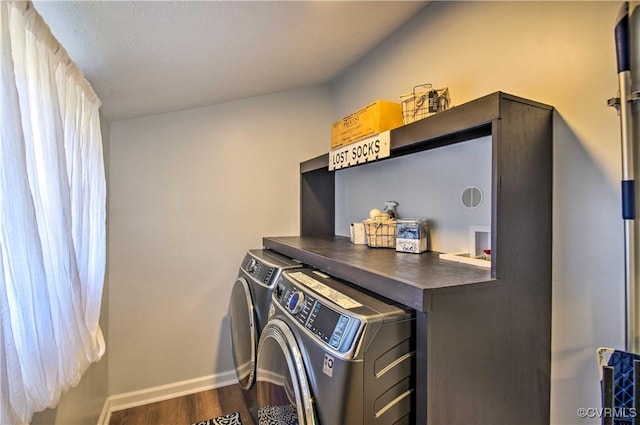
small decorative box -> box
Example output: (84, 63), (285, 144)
(350, 222), (367, 244)
(396, 218), (429, 253)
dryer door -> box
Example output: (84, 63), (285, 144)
(256, 319), (316, 425)
(229, 276), (257, 390)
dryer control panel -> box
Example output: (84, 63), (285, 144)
(274, 272), (362, 354)
(242, 255), (276, 285)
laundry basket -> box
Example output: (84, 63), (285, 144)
(399, 84), (451, 124)
(598, 347), (640, 425)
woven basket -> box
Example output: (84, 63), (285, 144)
(363, 220), (397, 248)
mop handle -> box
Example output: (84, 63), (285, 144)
(614, 1), (640, 353)
(616, 2), (635, 220)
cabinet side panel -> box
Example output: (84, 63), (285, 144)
(494, 97), (553, 285)
(427, 282), (549, 424)
(301, 167), (335, 236)
(427, 100), (552, 424)
(494, 98), (553, 422)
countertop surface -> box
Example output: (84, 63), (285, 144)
(263, 235), (494, 311)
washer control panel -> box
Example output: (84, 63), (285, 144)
(274, 273), (362, 353)
(242, 255), (275, 284)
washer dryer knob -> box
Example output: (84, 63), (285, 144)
(275, 283), (284, 300)
(247, 258), (258, 273)
(287, 291), (305, 314)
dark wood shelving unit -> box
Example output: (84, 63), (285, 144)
(264, 92), (553, 424)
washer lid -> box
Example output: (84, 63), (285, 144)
(256, 319), (316, 425)
(229, 277), (257, 390)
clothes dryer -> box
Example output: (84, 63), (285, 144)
(229, 250), (302, 411)
(255, 268), (415, 425)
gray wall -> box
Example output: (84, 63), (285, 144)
(331, 2), (624, 424)
(107, 85), (331, 394)
(335, 136), (491, 254)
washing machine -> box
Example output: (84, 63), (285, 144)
(255, 268), (415, 425)
(229, 250), (302, 414)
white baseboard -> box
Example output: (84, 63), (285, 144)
(97, 398), (112, 425)
(97, 370), (237, 425)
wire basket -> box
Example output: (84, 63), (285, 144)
(400, 84), (451, 125)
(363, 220), (397, 248)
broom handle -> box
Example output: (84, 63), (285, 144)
(616, 2), (639, 352)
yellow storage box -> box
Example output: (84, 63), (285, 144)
(331, 100), (403, 149)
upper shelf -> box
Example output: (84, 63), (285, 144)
(301, 91), (553, 173)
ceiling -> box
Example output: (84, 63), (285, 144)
(33, 1), (428, 122)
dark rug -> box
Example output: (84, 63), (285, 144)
(192, 411), (242, 425)
(258, 404), (297, 425)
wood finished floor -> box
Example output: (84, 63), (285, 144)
(108, 384), (255, 425)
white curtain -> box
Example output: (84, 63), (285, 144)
(0, 1), (106, 424)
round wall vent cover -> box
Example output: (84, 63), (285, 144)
(461, 186), (483, 209)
